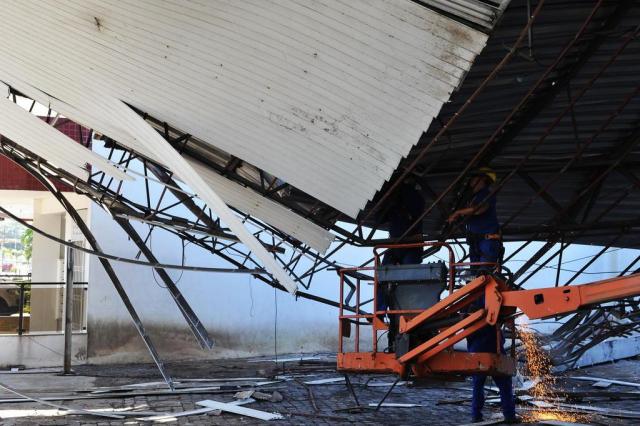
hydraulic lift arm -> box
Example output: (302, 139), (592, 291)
(501, 273), (640, 320)
(396, 273), (640, 365)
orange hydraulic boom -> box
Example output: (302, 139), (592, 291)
(337, 243), (640, 378)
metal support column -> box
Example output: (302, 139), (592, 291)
(63, 245), (74, 375)
(17, 283), (25, 336)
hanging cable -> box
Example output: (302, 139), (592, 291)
(148, 228), (167, 289)
(508, 247), (625, 267)
(248, 274), (255, 318)
(0, 205), (265, 275)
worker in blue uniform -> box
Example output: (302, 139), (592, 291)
(448, 167), (502, 274)
(378, 179), (425, 352)
(448, 168), (518, 423)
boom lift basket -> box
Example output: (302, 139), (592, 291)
(337, 242), (516, 378)
(337, 242), (640, 379)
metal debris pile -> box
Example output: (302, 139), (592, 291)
(0, 354), (339, 422)
(0, 353), (638, 424)
(0, 376), (288, 422)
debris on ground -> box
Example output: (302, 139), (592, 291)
(0, 355), (636, 424)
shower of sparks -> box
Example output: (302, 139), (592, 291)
(518, 324), (590, 423)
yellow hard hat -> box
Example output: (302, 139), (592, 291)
(473, 167), (497, 183)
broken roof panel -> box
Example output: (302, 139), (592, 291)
(418, 0), (511, 29)
(188, 159), (335, 253)
(0, 0), (494, 218)
(0, 93), (130, 182)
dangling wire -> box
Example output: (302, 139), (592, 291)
(248, 274), (255, 318)
(149, 227), (187, 288)
(149, 228), (167, 289)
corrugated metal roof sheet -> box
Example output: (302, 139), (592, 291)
(0, 93), (130, 182)
(418, 0), (511, 29)
(0, 0), (490, 218)
(0, 59), (301, 293)
(4, 75), (334, 252)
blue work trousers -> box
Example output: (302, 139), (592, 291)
(467, 236), (514, 419)
(467, 329), (516, 420)
(471, 374), (516, 420)
(468, 237), (501, 274)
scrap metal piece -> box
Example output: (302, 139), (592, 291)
(196, 399), (283, 421)
(0, 380), (124, 420)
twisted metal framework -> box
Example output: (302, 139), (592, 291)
(0, 0), (639, 382)
(548, 301), (640, 369)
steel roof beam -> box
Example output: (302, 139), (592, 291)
(512, 239), (558, 281)
(563, 233), (624, 286)
(548, 127), (640, 227)
(381, 0), (608, 245)
(2, 135), (355, 311)
(516, 170), (564, 214)
(474, 0), (634, 166)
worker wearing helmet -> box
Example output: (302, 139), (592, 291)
(448, 168), (517, 423)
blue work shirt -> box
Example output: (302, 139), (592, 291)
(466, 187), (499, 234)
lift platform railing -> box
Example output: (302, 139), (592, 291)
(337, 242), (520, 377)
(339, 243), (640, 378)
(338, 242), (500, 356)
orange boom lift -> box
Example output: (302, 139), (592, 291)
(337, 242), (640, 379)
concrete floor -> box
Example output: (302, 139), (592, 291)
(0, 355), (637, 425)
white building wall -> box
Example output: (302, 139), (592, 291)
(30, 200), (64, 333)
(86, 206), (339, 363)
(0, 334), (87, 368)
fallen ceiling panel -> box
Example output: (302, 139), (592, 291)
(188, 159), (335, 253)
(0, 0), (490, 218)
(0, 92), (130, 182)
(0, 77), (162, 166)
(0, 66), (300, 293)
(3, 75), (333, 253)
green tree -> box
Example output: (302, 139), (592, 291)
(20, 228), (33, 261)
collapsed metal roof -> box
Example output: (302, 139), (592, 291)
(2, 0), (639, 387)
(0, 0), (637, 275)
(0, 0), (507, 292)
(0, 0), (489, 217)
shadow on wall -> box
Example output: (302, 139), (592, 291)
(87, 320), (338, 364)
